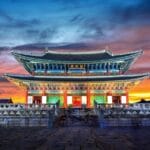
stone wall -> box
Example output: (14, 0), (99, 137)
(99, 118), (150, 127)
(0, 117), (49, 127)
(0, 104), (150, 127)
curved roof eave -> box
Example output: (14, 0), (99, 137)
(4, 73), (149, 83)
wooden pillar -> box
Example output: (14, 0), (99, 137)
(63, 90), (67, 108)
(25, 88), (28, 104)
(87, 89), (91, 108)
(126, 91), (129, 104)
(43, 86), (46, 96)
(107, 62), (110, 75)
(25, 88), (28, 109)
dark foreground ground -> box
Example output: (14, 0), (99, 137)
(0, 126), (150, 150)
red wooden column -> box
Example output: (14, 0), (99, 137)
(25, 88), (28, 104)
(86, 89), (91, 108)
(126, 91), (129, 104)
(63, 90), (67, 108)
(42, 86), (46, 105)
(43, 85), (47, 97)
(25, 88), (28, 108)
(124, 84), (129, 104)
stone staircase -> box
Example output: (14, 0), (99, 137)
(53, 108), (99, 127)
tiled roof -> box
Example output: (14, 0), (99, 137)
(12, 50), (143, 62)
(5, 73), (149, 82)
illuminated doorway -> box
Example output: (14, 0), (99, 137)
(72, 96), (82, 107)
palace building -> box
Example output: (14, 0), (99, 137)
(5, 49), (149, 108)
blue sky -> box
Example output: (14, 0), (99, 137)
(0, 0), (149, 47)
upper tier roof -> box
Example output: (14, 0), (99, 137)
(12, 49), (143, 62)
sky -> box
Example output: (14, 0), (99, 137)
(0, 0), (150, 103)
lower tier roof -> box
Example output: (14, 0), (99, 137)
(4, 73), (149, 82)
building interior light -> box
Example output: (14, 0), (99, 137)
(107, 96), (112, 104)
(67, 96), (72, 105)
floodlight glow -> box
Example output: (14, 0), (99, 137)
(67, 96), (72, 105)
(82, 96), (87, 104)
(121, 96), (126, 104)
(107, 96), (112, 104)
(27, 96), (33, 104)
(42, 96), (47, 104)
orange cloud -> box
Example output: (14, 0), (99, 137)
(0, 82), (26, 103)
(129, 79), (150, 102)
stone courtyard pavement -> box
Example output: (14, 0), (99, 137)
(0, 126), (150, 150)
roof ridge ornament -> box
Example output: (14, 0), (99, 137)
(46, 49), (111, 55)
(105, 45), (113, 56)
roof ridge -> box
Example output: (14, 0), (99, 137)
(45, 49), (112, 55)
